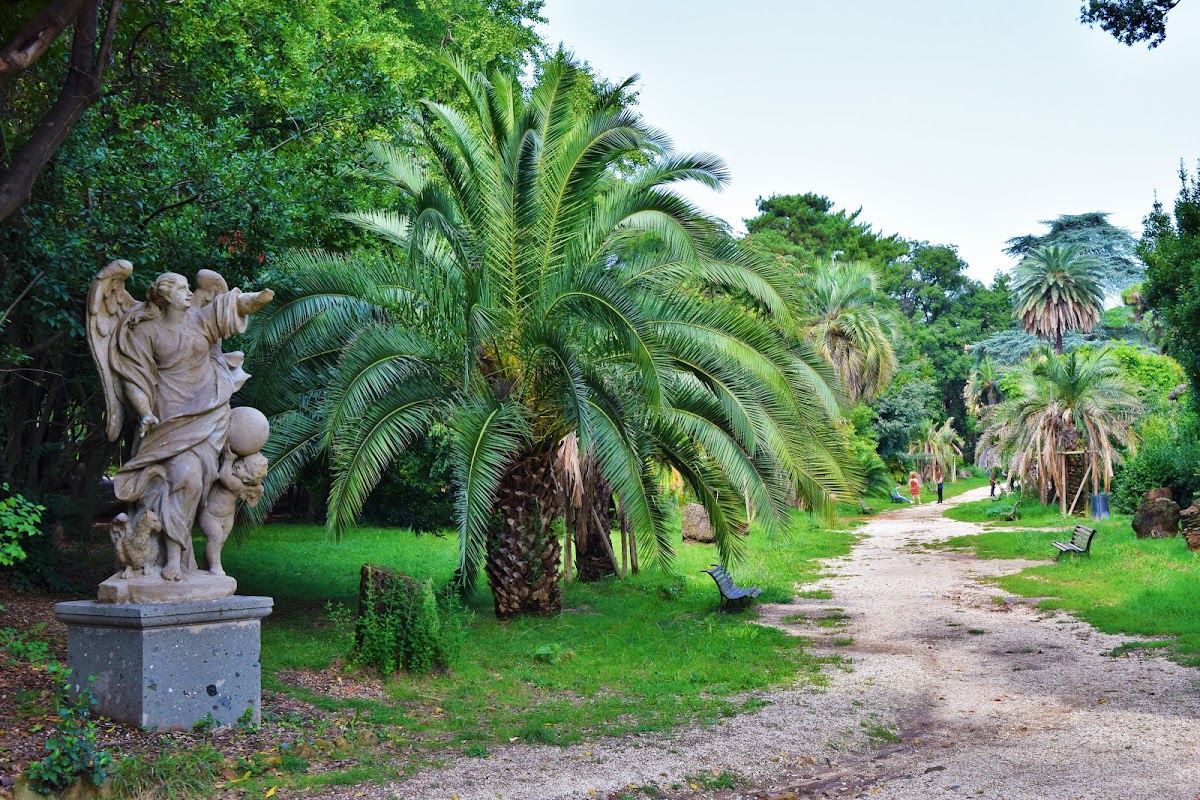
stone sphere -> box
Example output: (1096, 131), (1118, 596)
(227, 407), (270, 456)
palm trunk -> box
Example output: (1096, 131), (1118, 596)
(1054, 329), (1064, 355)
(573, 456), (618, 582)
(486, 448), (563, 619)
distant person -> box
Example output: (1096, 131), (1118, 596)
(909, 471), (922, 505)
(935, 467), (945, 504)
(892, 481), (913, 504)
(989, 470), (997, 497)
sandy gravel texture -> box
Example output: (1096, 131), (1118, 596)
(320, 487), (1200, 800)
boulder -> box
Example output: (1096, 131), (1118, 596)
(1180, 503), (1200, 552)
(1132, 497), (1181, 539)
(1145, 486), (1174, 503)
(681, 503), (715, 543)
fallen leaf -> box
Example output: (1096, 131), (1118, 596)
(264, 788), (276, 799)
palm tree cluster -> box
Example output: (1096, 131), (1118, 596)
(909, 418), (964, 481)
(245, 58), (856, 618)
(974, 347), (1142, 513)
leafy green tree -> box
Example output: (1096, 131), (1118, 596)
(247, 59), (854, 618)
(1011, 244), (1106, 354)
(1005, 212), (1143, 294)
(881, 242), (975, 323)
(870, 376), (941, 465)
(1141, 164), (1200, 409)
(0, 0), (544, 519)
(1081, 0), (1181, 48)
(977, 347), (1143, 507)
(744, 194), (907, 268)
(797, 261), (899, 404)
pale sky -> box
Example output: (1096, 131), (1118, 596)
(537, 1), (1200, 283)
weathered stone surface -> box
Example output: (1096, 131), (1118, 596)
(682, 503), (714, 543)
(1132, 497), (1180, 539)
(53, 597), (272, 730)
(1146, 486), (1174, 502)
(1180, 503), (1200, 552)
(97, 570), (236, 604)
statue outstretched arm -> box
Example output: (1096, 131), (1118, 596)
(237, 288), (274, 316)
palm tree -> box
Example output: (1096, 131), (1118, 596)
(976, 347), (1142, 513)
(1011, 244), (1105, 354)
(963, 355), (1003, 415)
(909, 419), (964, 482)
(797, 260), (899, 404)
(245, 58), (855, 618)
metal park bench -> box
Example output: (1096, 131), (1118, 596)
(702, 564), (761, 610)
(1052, 524), (1097, 560)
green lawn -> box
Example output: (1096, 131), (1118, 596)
(938, 496), (1200, 666)
(222, 510), (854, 746)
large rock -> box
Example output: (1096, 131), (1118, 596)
(1181, 502), (1200, 552)
(681, 503), (715, 543)
(1132, 496), (1181, 539)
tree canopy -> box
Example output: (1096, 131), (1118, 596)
(1080, 0), (1182, 48)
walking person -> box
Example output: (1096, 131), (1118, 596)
(989, 469), (997, 497)
(935, 467), (944, 504)
(909, 471), (922, 505)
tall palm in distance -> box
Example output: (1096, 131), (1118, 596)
(797, 260), (899, 405)
(1011, 244), (1105, 354)
(245, 57), (855, 618)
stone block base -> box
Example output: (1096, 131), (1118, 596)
(53, 596), (272, 730)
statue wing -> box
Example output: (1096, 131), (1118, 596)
(192, 269), (229, 309)
(86, 260), (139, 441)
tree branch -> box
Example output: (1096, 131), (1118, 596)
(0, 0), (122, 223)
(0, 0), (90, 82)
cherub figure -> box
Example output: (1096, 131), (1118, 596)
(198, 447), (268, 576)
(110, 509), (162, 579)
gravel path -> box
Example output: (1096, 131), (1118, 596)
(326, 487), (1200, 800)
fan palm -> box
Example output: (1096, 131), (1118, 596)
(1011, 244), (1105, 354)
(245, 58), (855, 618)
(797, 260), (899, 404)
(976, 347), (1142, 512)
(909, 419), (964, 482)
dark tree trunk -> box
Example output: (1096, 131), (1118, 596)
(1054, 328), (1064, 355)
(573, 458), (618, 582)
(486, 448), (563, 619)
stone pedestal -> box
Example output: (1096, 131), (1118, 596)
(53, 596), (272, 730)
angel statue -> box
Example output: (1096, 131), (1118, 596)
(87, 260), (273, 594)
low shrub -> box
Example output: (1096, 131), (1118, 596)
(353, 572), (467, 675)
(0, 482), (44, 568)
(26, 668), (114, 795)
(1111, 410), (1200, 513)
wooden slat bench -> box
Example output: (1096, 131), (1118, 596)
(1052, 525), (1097, 560)
(702, 564), (761, 610)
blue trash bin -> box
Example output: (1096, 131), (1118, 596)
(1090, 492), (1111, 520)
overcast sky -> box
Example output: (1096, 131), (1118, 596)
(536, 1), (1200, 283)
